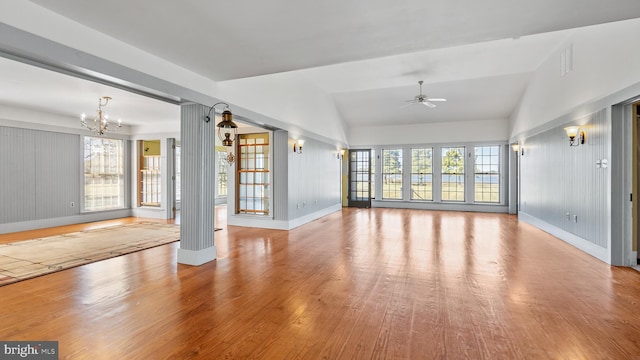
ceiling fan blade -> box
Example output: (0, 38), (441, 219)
(427, 98), (447, 102)
(422, 101), (436, 108)
(400, 101), (416, 109)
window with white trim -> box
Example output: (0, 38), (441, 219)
(175, 145), (181, 203)
(84, 136), (125, 211)
(411, 148), (433, 200)
(474, 146), (500, 203)
(217, 150), (228, 197)
(441, 147), (465, 202)
(237, 133), (270, 215)
(382, 149), (403, 200)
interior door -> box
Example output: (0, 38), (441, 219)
(348, 149), (372, 208)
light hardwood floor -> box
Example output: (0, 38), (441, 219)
(1, 208), (640, 359)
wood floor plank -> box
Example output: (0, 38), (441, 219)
(2, 208), (640, 359)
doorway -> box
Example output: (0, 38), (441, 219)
(348, 149), (372, 208)
(634, 102), (640, 264)
(612, 99), (639, 266)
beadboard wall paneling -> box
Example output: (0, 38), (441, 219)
(34, 130), (80, 219)
(287, 138), (341, 220)
(0, 126), (80, 225)
(179, 104), (216, 251)
(520, 109), (609, 248)
(0, 127), (37, 223)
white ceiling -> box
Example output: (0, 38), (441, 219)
(4, 1), (640, 131)
(0, 56), (180, 127)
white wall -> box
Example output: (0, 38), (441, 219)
(227, 131), (342, 230)
(509, 17), (640, 265)
(349, 118), (508, 146)
(286, 138), (342, 226)
(217, 73), (348, 145)
(518, 109), (610, 263)
(0, 105), (175, 224)
(510, 17), (640, 137)
(0, 116), (133, 233)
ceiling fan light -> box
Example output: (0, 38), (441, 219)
(404, 80), (445, 109)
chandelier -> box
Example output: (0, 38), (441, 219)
(81, 96), (122, 136)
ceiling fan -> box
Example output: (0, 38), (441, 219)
(402, 80), (447, 108)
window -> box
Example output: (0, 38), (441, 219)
(382, 149), (403, 200)
(84, 136), (124, 211)
(175, 145), (181, 203)
(237, 133), (270, 215)
(441, 147), (465, 201)
(474, 146), (500, 203)
(138, 140), (161, 207)
(217, 150), (228, 197)
(411, 148), (433, 200)
(140, 155), (161, 206)
(370, 149), (376, 199)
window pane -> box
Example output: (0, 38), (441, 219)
(84, 136), (124, 211)
(237, 133), (270, 215)
(382, 149), (402, 200)
(137, 140), (162, 207)
(217, 151), (228, 196)
(370, 149), (376, 199)
(411, 148), (432, 200)
(175, 145), (181, 202)
(474, 145), (500, 203)
(441, 147), (465, 202)
(140, 154), (161, 206)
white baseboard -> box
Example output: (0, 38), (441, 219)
(288, 204), (342, 229)
(133, 207), (167, 219)
(0, 209), (133, 234)
(226, 215), (290, 230)
(519, 212), (609, 264)
(227, 204), (342, 230)
(177, 246), (217, 266)
(372, 200), (508, 213)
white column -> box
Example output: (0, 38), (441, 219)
(177, 104), (217, 265)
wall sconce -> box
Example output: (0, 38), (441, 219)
(293, 139), (305, 154)
(205, 102), (238, 164)
(564, 126), (585, 146)
(337, 149), (346, 159)
(205, 102), (238, 147)
(511, 143), (520, 153)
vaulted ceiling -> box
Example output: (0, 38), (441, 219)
(4, 1), (640, 130)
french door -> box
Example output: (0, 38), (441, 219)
(348, 149), (372, 208)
